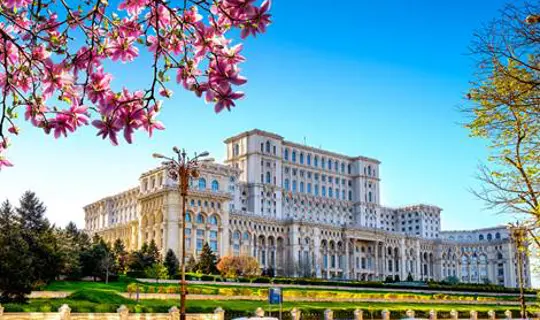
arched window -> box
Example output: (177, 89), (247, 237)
(196, 214), (205, 224)
(185, 212), (192, 223)
(211, 180), (219, 191)
(199, 178), (206, 190)
(497, 252), (503, 260)
(314, 156), (319, 167)
(284, 149), (289, 160)
(284, 179), (290, 191)
(321, 158), (326, 169)
(328, 160), (332, 170)
(347, 164), (351, 174)
(299, 153), (304, 164)
(300, 182), (304, 193)
(495, 232), (501, 240)
(368, 191), (372, 202)
(335, 160), (338, 172)
(368, 165), (372, 176)
(265, 141), (271, 153)
(479, 234), (484, 241)
(233, 144), (240, 156)
(233, 231), (241, 240)
(292, 151), (297, 162)
(342, 190), (345, 199)
(336, 188), (340, 199)
(329, 187), (333, 198)
(307, 154), (311, 165)
(322, 186), (326, 197)
(209, 215), (218, 225)
(307, 183), (312, 194)
(348, 191), (352, 201)
(265, 172), (271, 184)
(243, 232), (250, 241)
(487, 233), (492, 241)
(341, 163), (345, 173)
(314, 184), (319, 196)
(292, 180), (297, 192)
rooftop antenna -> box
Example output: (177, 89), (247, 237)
(303, 136), (307, 146)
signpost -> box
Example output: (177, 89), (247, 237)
(268, 288), (283, 320)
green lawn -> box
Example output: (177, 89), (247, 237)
(42, 277), (535, 303)
(3, 289), (535, 318)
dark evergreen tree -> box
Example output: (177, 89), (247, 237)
(0, 200), (33, 302)
(186, 255), (197, 272)
(195, 242), (218, 275)
(80, 236), (117, 281)
(16, 191), (49, 232)
(406, 272), (414, 282)
(164, 249), (180, 278)
(146, 239), (161, 263)
(113, 239), (128, 274)
(15, 191), (62, 283)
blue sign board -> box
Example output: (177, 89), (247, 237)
(268, 288), (282, 305)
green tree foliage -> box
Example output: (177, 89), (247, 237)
(194, 242), (218, 275)
(144, 263), (169, 282)
(15, 191), (63, 284)
(0, 200), (33, 302)
(164, 249), (180, 278)
(113, 239), (128, 274)
(127, 241), (161, 275)
(80, 236), (117, 281)
(406, 273), (414, 282)
(467, 3), (539, 230)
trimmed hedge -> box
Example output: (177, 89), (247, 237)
(137, 272), (536, 294)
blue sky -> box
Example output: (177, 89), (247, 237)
(0, 0), (520, 235)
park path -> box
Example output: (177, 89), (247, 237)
(137, 279), (536, 298)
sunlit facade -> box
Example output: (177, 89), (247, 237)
(84, 129), (531, 288)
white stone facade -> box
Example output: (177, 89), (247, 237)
(84, 129), (531, 288)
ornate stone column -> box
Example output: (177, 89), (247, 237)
(343, 239), (350, 279)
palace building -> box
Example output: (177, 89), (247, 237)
(84, 129), (531, 288)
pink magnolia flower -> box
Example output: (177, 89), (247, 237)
(184, 6), (203, 23)
(49, 113), (74, 139)
(108, 37), (139, 62)
(8, 125), (19, 135)
(222, 44), (246, 65)
(142, 103), (165, 137)
(0, 156), (13, 170)
(159, 88), (173, 98)
(209, 59), (247, 86)
(119, 0), (149, 16)
(241, 0), (271, 39)
(68, 105), (90, 128)
(92, 119), (123, 146)
(2, 0), (32, 9)
(42, 63), (74, 99)
(206, 84), (244, 113)
(24, 102), (47, 127)
(88, 68), (113, 104)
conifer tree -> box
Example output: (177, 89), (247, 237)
(0, 200), (33, 302)
(164, 249), (180, 278)
(196, 242), (218, 275)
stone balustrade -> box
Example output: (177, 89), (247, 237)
(0, 305), (538, 320)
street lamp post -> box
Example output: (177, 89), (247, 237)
(153, 148), (212, 320)
(509, 222), (528, 320)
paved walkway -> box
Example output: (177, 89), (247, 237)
(137, 279), (536, 298)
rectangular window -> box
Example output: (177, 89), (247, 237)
(185, 238), (192, 249)
(197, 229), (205, 237)
(196, 239), (203, 251)
(210, 240), (218, 252)
(210, 230), (218, 239)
